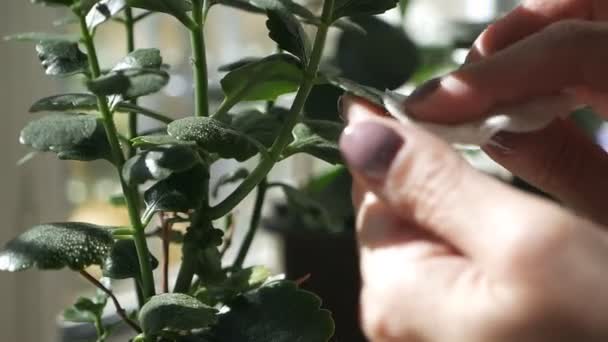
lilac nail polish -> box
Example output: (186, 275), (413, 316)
(340, 121), (404, 180)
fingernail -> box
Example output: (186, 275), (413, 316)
(340, 121), (404, 180)
(405, 77), (441, 105)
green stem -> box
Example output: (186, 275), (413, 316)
(124, 7), (137, 158)
(209, 0), (334, 219)
(94, 315), (105, 342)
(116, 103), (173, 124)
(77, 12), (156, 300)
(232, 178), (267, 269)
(190, 0), (209, 117)
(173, 253), (196, 293)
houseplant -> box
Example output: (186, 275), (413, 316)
(0, 0), (402, 341)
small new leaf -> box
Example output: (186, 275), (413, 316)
(87, 68), (169, 99)
(122, 145), (201, 185)
(211, 280), (335, 342)
(331, 0), (399, 21)
(283, 120), (344, 164)
(266, 7), (311, 65)
(220, 54), (303, 103)
(139, 293), (217, 336)
(63, 295), (108, 324)
(113, 48), (163, 70)
(19, 114), (113, 162)
(29, 93), (98, 113)
(0, 223), (114, 272)
(36, 40), (88, 77)
(103, 240), (159, 279)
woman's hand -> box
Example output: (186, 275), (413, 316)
(340, 1), (608, 340)
(341, 97), (608, 342)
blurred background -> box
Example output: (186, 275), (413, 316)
(8, 0), (604, 341)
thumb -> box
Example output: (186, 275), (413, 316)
(340, 97), (573, 261)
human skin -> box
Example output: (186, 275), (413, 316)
(339, 0), (608, 341)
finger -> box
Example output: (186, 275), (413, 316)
(339, 98), (576, 261)
(406, 20), (608, 123)
(486, 119), (608, 226)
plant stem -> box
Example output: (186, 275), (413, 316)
(209, 0), (334, 219)
(173, 254), (196, 293)
(160, 213), (171, 293)
(124, 6), (137, 158)
(116, 103), (173, 124)
(80, 271), (143, 334)
(232, 178), (267, 269)
(190, 0), (209, 117)
(77, 12), (156, 300)
(93, 315), (105, 342)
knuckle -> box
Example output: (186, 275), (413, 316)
(388, 147), (465, 229)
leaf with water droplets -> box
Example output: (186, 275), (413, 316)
(283, 120), (344, 164)
(19, 113), (113, 162)
(122, 145), (201, 185)
(103, 240), (159, 280)
(211, 280), (335, 342)
(0, 223), (114, 272)
(113, 48), (163, 71)
(87, 68), (169, 99)
(36, 40), (88, 77)
(131, 134), (197, 148)
(195, 266), (271, 306)
(29, 93), (98, 113)
(139, 293), (217, 337)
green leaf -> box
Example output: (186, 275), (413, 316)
(126, 0), (192, 26)
(87, 0), (127, 30)
(4, 32), (80, 43)
(63, 295), (108, 324)
(325, 76), (384, 106)
(139, 293), (217, 337)
(195, 266), (271, 306)
(36, 40), (89, 77)
(212, 168), (249, 197)
(144, 165), (208, 214)
(29, 93), (98, 113)
(331, 0), (399, 21)
(19, 113), (113, 161)
(276, 183), (341, 232)
(114, 48), (163, 70)
(31, 0), (74, 6)
(87, 68), (169, 99)
(168, 117), (260, 161)
(102, 240), (159, 279)
(0, 222), (114, 272)
(266, 7), (310, 65)
(216, 108), (286, 148)
(131, 134), (197, 148)
(283, 120), (344, 164)
(211, 280), (334, 342)
(220, 54), (303, 103)
(122, 145), (201, 185)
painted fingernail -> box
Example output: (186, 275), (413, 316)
(405, 77), (441, 105)
(340, 121), (404, 180)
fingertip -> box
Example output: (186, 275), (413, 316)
(340, 94), (389, 124)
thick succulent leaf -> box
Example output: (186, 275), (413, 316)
(144, 165), (208, 214)
(87, 68), (169, 99)
(126, 0), (192, 25)
(220, 54), (303, 102)
(283, 120), (344, 164)
(0, 223), (114, 272)
(211, 280), (335, 342)
(87, 0), (127, 30)
(29, 93), (98, 113)
(331, 0), (399, 21)
(4, 32), (80, 43)
(139, 293), (217, 336)
(266, 7), (310, 65)
(122, 145), (201, 185)
(19, 113), (113, 161)
(36, 40), (88, 77)
(212, 168), (249, 197)
(102, 240), (159, 279)
(131, 134), (197, 148)
(63, 294), (108, 324)
(213, 0), (315, 21)
(218, 57), (261, 73)
(325, 75), (384, 106)
(336, 16), (419, 90)
(168, 117), (260, 161)
(195, 266), (271, 306)
(216, 108), (286, 148)
(113, 48), (163, 70)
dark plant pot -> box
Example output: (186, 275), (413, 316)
(265, 215), (366, 342)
